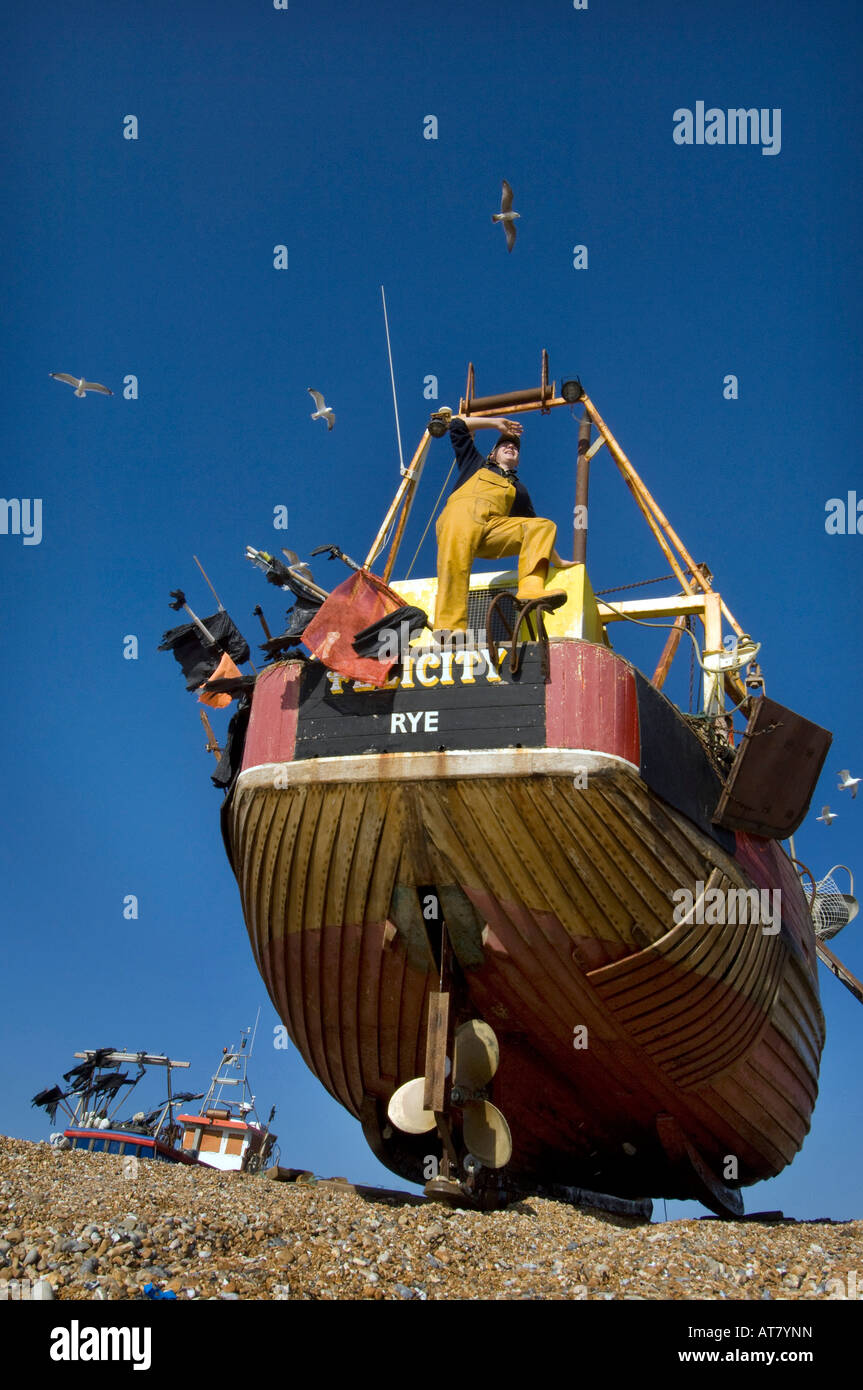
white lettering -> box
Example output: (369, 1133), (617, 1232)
(455, 650), (482, 683)
(416, 652), (440, 686)
(49, 1320), (152, 1371)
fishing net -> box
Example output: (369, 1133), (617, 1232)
(810, 871), (853, 941)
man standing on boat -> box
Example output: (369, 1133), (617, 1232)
(432, 411), (570, 638)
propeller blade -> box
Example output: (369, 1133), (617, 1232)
(387, 1077), (437, 1135)
(453, 1020), (500, 1090)
(462, 1099), (512, 1169)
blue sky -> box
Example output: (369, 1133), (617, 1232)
(2, 0), (862, 1222)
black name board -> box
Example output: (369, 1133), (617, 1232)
(294, 645), (547, 759)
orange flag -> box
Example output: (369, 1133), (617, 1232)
(198, 650), (242, 708)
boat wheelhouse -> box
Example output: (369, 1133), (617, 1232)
(176, 1022), (277, 1172)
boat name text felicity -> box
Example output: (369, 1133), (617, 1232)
(325, 646), (506, 695)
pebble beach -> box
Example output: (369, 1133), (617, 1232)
(2, 1135), (860, 1302)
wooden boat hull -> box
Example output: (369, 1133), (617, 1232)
(223, 638), (825, 1201)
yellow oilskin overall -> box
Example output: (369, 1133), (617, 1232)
(434, 468), (558, 633)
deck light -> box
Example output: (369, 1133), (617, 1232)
(561, 379), (584, 403)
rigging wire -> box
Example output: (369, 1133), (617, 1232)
(404, 459), (456, 580)
(381, 285), (405, 475)
(598, 598), (752, 719)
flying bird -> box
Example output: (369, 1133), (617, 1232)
(308, 388), (335, 430)
(492, 180), (520, 253)
(50, 373), (112, 398)
(816, 806), (838, 826)
(837, 769), (860, 799)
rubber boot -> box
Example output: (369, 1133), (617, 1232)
(516, 573), (566, 603)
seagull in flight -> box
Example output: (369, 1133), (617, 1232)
(492, 180), (520, 253)
(837, 769), (860, 799)
(50, 373), (112, 398)
(816, 806), (838, 826)
(308, 388), (335, 430)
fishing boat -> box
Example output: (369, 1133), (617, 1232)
(171, 358), (850, 1215)
(33, 1031), (277, 1174)
(175, 1021), (278, 1172)
(32, 1050), (201, 1165)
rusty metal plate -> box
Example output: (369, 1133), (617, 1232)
(712, 697), (832, 838)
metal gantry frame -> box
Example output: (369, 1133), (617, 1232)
(199, 1013), (263, 1124)
(364, 352), (750, 711)
(65, 1051), (191, 1136)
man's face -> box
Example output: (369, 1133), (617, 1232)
(493, 441), (519, 471)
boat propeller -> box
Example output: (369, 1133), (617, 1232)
(386, 1019), (512, 1170)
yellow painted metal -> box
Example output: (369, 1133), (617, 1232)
(389, 563), (608, 647)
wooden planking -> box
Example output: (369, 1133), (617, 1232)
(691, 1076), (793, 1173)
(339, 915), (366, 1112)
(290, 789), (338, 1099)
(365, 788), (408, 928)
(422, 780), (522, 905)
(344, 786), (390, 926)
(708, 1064), (808, 1159)
(749, 1040), (818, 1121)
(312, 792), (351, 1108)
(518, 778), (639, 945)
(236, 792), (270, 932)
(755, 1026), (819, 1111)
(590, 862), (787, 1090)
(462, 890), (751, 1173)
(241, 662), (301, 770)
(771, 974), (823, 1084)
(227, 748), (824, 1192)
(591, 780), (707, 904)
(459, 779), (582, 945)
(303, 783), (346, 934)
(512, 777), (648, 956)
(546, 641), (640, 764)
(587, 780), (695, 920)
(252, 792), (294, 968)
(323, 783), (367, 928)
(565, 781), (689, 937)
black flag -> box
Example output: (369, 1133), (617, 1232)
(158, 611), (250, 691)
